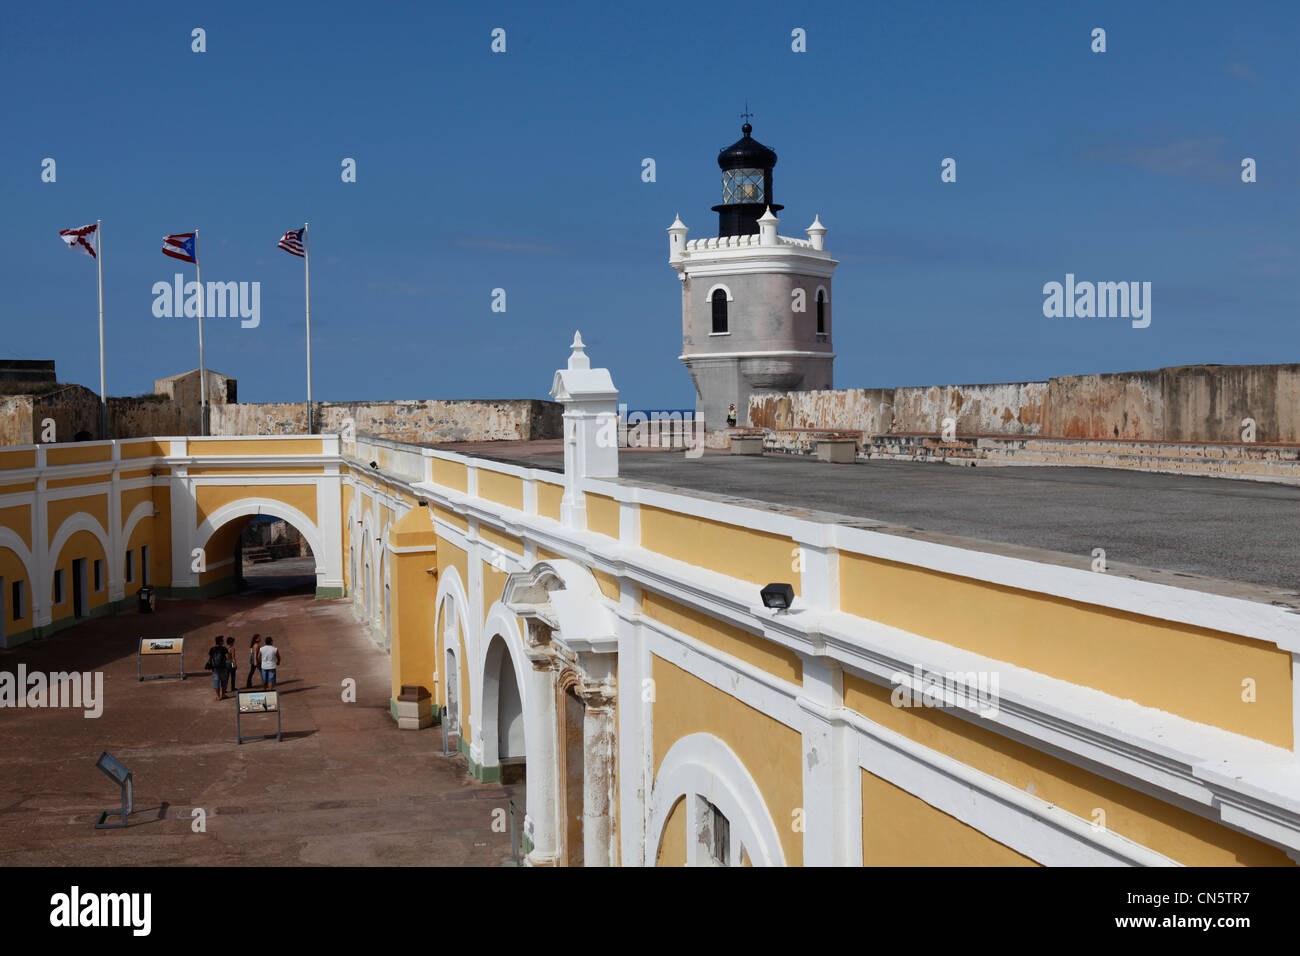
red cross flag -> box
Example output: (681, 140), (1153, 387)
(59, 223), (98, 258)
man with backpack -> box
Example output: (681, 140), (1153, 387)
(206, 635), (230, 701)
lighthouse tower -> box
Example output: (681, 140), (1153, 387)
(668, 119), (838, 429)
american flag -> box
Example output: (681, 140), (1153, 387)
(58, 223), (98, 259)
(162, 233), (197, 263)
(278, 228), (305, 258)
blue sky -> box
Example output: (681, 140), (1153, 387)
(3, 1), (1296, 407)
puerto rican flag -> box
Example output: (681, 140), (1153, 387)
(162, 232), (197, 263)
(58, 223), (98, 259)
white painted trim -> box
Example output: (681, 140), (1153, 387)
(680, 349), (837, 361)
(704, 282), (734, 303)
(850, 709), (1180, 867)
(648, 733), (786, 866)
(47, 512), (112, 598)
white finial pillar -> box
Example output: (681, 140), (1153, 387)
(806, 214), (827, 251)
(758, 206), (779, 246)
(668, 215), (689, 265)
(550, 330), (619, 529)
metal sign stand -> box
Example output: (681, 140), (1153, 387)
(236, 692), (282, 744)
(137, 637), (185, 681)
(94, 751), (133, 829)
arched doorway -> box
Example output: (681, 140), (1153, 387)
(193, 501), (328, 597)
(198, 514), (319, 595)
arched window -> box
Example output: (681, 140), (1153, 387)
(711, 289), (728, 334)
(816, 289), (826, 335)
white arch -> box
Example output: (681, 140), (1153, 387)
(195, 498), (325, 572)
(478, 604), (530, 771)
(814, 284), (829, 304)
(434, 563), (474, 712)
(704, 282), (734, 303)
(119, 500), (156, 580)
(0, 528), (37, 589)
(47, 512), (112, 597)
(647, 732), (786, 867)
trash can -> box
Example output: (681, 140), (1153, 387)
(137, 586), (156, 613)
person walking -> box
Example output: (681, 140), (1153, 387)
(259, 636), (281, 690)
(224, 635), (238, 693)
(246, 634), (263, 689)
(206, 635), (229, 702)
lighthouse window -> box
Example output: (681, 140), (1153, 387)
(816, 289), (826, 335)
(722, 168), (765, 204)
(711, 289), (729, 334)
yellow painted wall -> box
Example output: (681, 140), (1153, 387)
(391, 550), (439, 701)
(0, 505), (32, 550)
(652, 655), (803, 864)
(149, 486), (173, 587)
(0, 547), (33, 634)
(431, 458), (467, 492)
(643, 592), (802, 685)
(480, 525), (523, 557)
(479, 470), (523, 511)
(194, 484), (318, 529)
(483, 562), (509, 622)
(641, 506), (800, 594)
(0, 482), (36, 495)
(537, 482), (563, 521)
(188, 438), (322, 456)
(839, 553), (1292, 747)
(593, 569), (620, 602)
(584, 493), (620, 538)
(120, 440), (166, 460)
(47, 496), (109, 545)
(199, 521), (244, 586)
(188, 466), (325, 476)
(843, 673), (1295, 866)
(120, 487), (155, 524)
(862, 770), (1040, 866)
(49, 529), (109, 622)
(47, 473), (112, 490)
(0, 450), (36, 471)
(46, 445), (112, 466)
(119, 468), (153, 481)
(432, 505), (468, 533)
(656, 796), (688, 867)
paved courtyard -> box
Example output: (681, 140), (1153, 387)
(0, 560), (515, 866)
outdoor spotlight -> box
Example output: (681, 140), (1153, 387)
(760, 582), (795, 611)
(370, 461), (379, 469)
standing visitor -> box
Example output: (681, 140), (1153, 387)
(259, 636), (281, 690)
(246, 634), (262, 688)
(207, 635), (229, 702)
(224, 635), (238, 693)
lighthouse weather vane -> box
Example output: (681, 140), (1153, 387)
(741, 102), (754, 125)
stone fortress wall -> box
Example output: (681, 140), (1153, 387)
(750, 362), (1300, 444)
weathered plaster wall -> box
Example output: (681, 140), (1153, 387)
(212, 399), (563, 444)
(752, 363), (1300, 443)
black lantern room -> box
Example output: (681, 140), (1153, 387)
(712, 121), (782, 237)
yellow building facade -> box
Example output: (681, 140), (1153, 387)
(4, 341), (1298, 867)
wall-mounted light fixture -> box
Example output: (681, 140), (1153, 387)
(760, 582), (794, 611)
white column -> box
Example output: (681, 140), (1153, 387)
(315, 461), (344, 594)
(525, 659), (560, 866)
(168, 456), (198, 590)
(32, 446), (50, 629)
(583, 691), (616, 867)
(107, 443), (124, 601)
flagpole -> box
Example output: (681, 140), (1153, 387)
(304, 221), (312, 435)
(96, 219), (107, 440)
(195, 228), (206, 437)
